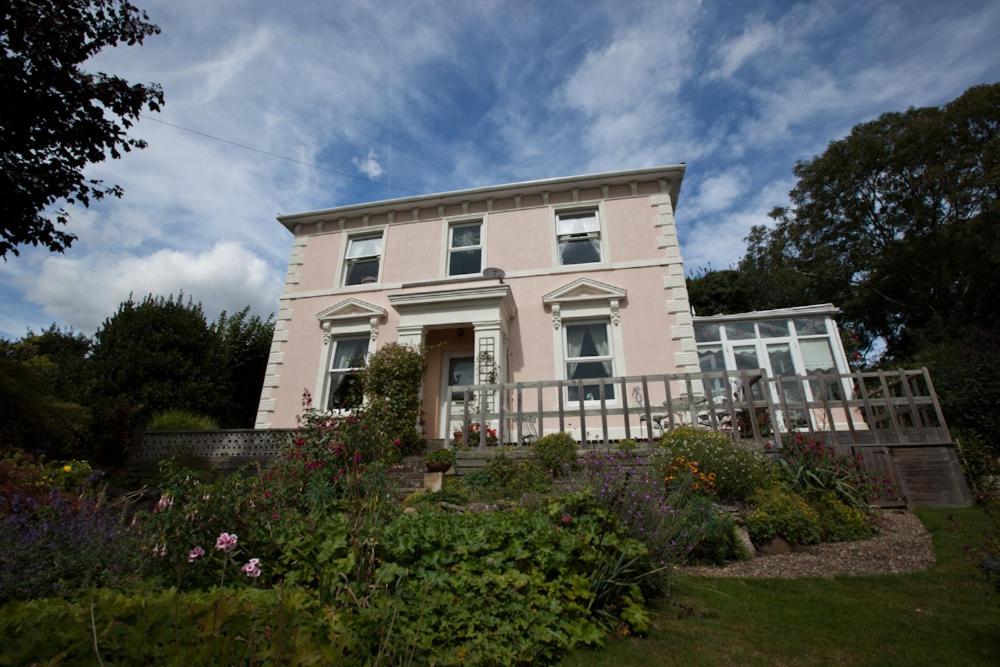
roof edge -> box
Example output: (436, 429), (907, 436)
(692, 303), (840, 322)
(277, 164), (686, 228)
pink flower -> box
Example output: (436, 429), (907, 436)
(215, 532), (238, 552)
(392, 438), (402, 448)
(188, 546), (205, 562)
(241, 558), (262, 578)
(560, 514), (573, 525)
(352, 451), (362, 464)
(154, 495), (173, 512)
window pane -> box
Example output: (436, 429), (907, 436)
(451, 224), (480, 248)
(757, 319), (789, 337)
(567, 360), (614, 402)
(794, 317), (827, 335)
(557, 212), (599, 235)
(448, 248), (481, 275)
(559, 238), (601, 264)
(733, 345), (760, 371)
(801, 338), (840, 400)
(345, 258), (380, 285)
(346, 235), (382, 259)
(766, 343), (796, 377)
(698, 345), (726, 397)
(332, 338), (369, 370)
(327, 372), (363, 410)
(448, 357), (475, 401)
(694, 323), (720, 342)
(566, 323), (609, 358)
(725, 321), (755, 339)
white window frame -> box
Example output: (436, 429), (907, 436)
(552, 205), (606, 267)
(340, 229), (385, 288)
(324, 335), (370, 413)
(561, 318), (619, 406)
(446, 219), (484, 277)
(693, 316), (851, 403)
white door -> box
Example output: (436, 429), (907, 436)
(440, 355), (475, 438)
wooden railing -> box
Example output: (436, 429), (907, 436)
(444, 368), (951, 450)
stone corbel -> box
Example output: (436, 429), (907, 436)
(551, 304), (561, 330)
(321, 322), (333, 345)
(369, 316), (380, 343)
(610, 298), (621, 326)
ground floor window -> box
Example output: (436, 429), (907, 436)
(327, 336), (369, 410)
(564, 320), (616, 403)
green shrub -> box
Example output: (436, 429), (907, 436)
(360, 343), (427, 456)
(464, 455), (551, 499)
(618, 438), (638, 450)
(809, 491), (875, 541)
(147, 409), (218, 431)
(0, 587), (347, 665)
(675, 495), (748, 564)
(659, 426), (772, 502)
(775, 433), (875, 508)
(745, 487), (822, 545)
(533, 432), (578, 477)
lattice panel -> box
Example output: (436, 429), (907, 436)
(133, 429), (295, 472)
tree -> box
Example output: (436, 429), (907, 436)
(741, 82), (1000, 359)
(89, 294), (216, 417)
(0, 325), (93, 403)
(1, 0), (164, 258)
(206, 308), (274, 428)
(685, 267), (757, 316)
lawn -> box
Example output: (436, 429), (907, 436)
(563, 508), (1000, 666)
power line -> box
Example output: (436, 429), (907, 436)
(138, 114), (421, 195)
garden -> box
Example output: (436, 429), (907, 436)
(0, 344), (986, 665)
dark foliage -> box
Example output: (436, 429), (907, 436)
(0, 0), (164, 257)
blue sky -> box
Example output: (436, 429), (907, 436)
(3, 0), (1000, 338)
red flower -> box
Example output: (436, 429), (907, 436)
(294, 437), (305, 447)
(560, 514), (573, 525)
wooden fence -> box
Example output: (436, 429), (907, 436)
(445, 367), (951, 450)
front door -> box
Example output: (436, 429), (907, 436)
(440, 355), (475, 438)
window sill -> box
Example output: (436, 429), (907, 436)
(401, 273), (494, 289)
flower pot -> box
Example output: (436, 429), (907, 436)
(426, 462), (452, 473)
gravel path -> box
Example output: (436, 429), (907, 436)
(681, 510), (935, 579)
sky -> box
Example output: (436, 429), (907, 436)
(3, 0), (1000, 338)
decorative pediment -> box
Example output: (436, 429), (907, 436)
(315, 298), (386, 323)
(542, 277), (626, 304)
(543, 278), (626, 329)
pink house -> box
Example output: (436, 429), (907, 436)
(255, 165), (856, 443)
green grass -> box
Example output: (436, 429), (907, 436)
(563, 508), (1000, 666)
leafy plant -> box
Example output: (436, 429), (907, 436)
(809, 491), (874, 541)
(424, 448), (455, 469)
(533, 432), (578, 477)
(463, 454), (551, 499)
(453, 421), (498, 447)
(774, 433), (884, 508)
(618, 438), (638, 451)
(147, 409), (219, 431)
(359, 342), (427, 456)
(659, 426), (772, 502)
(745, 487), (822, 545)
(0, 587), (348, 665)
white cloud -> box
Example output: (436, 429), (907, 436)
(710, 22), (778, 79)
(21, 242), (283, 333)
(352, 150), (384, 179)
(686, 167), (749, 217)
(680, 177), (794, 271)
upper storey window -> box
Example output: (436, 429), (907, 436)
(448, 221), (483, 276)
(556, 209), (602, 265)
(343, 233), (383, 286)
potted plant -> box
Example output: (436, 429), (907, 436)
(425, 448), (456, 473)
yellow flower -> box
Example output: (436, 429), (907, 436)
(62, 465), (72, 473)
